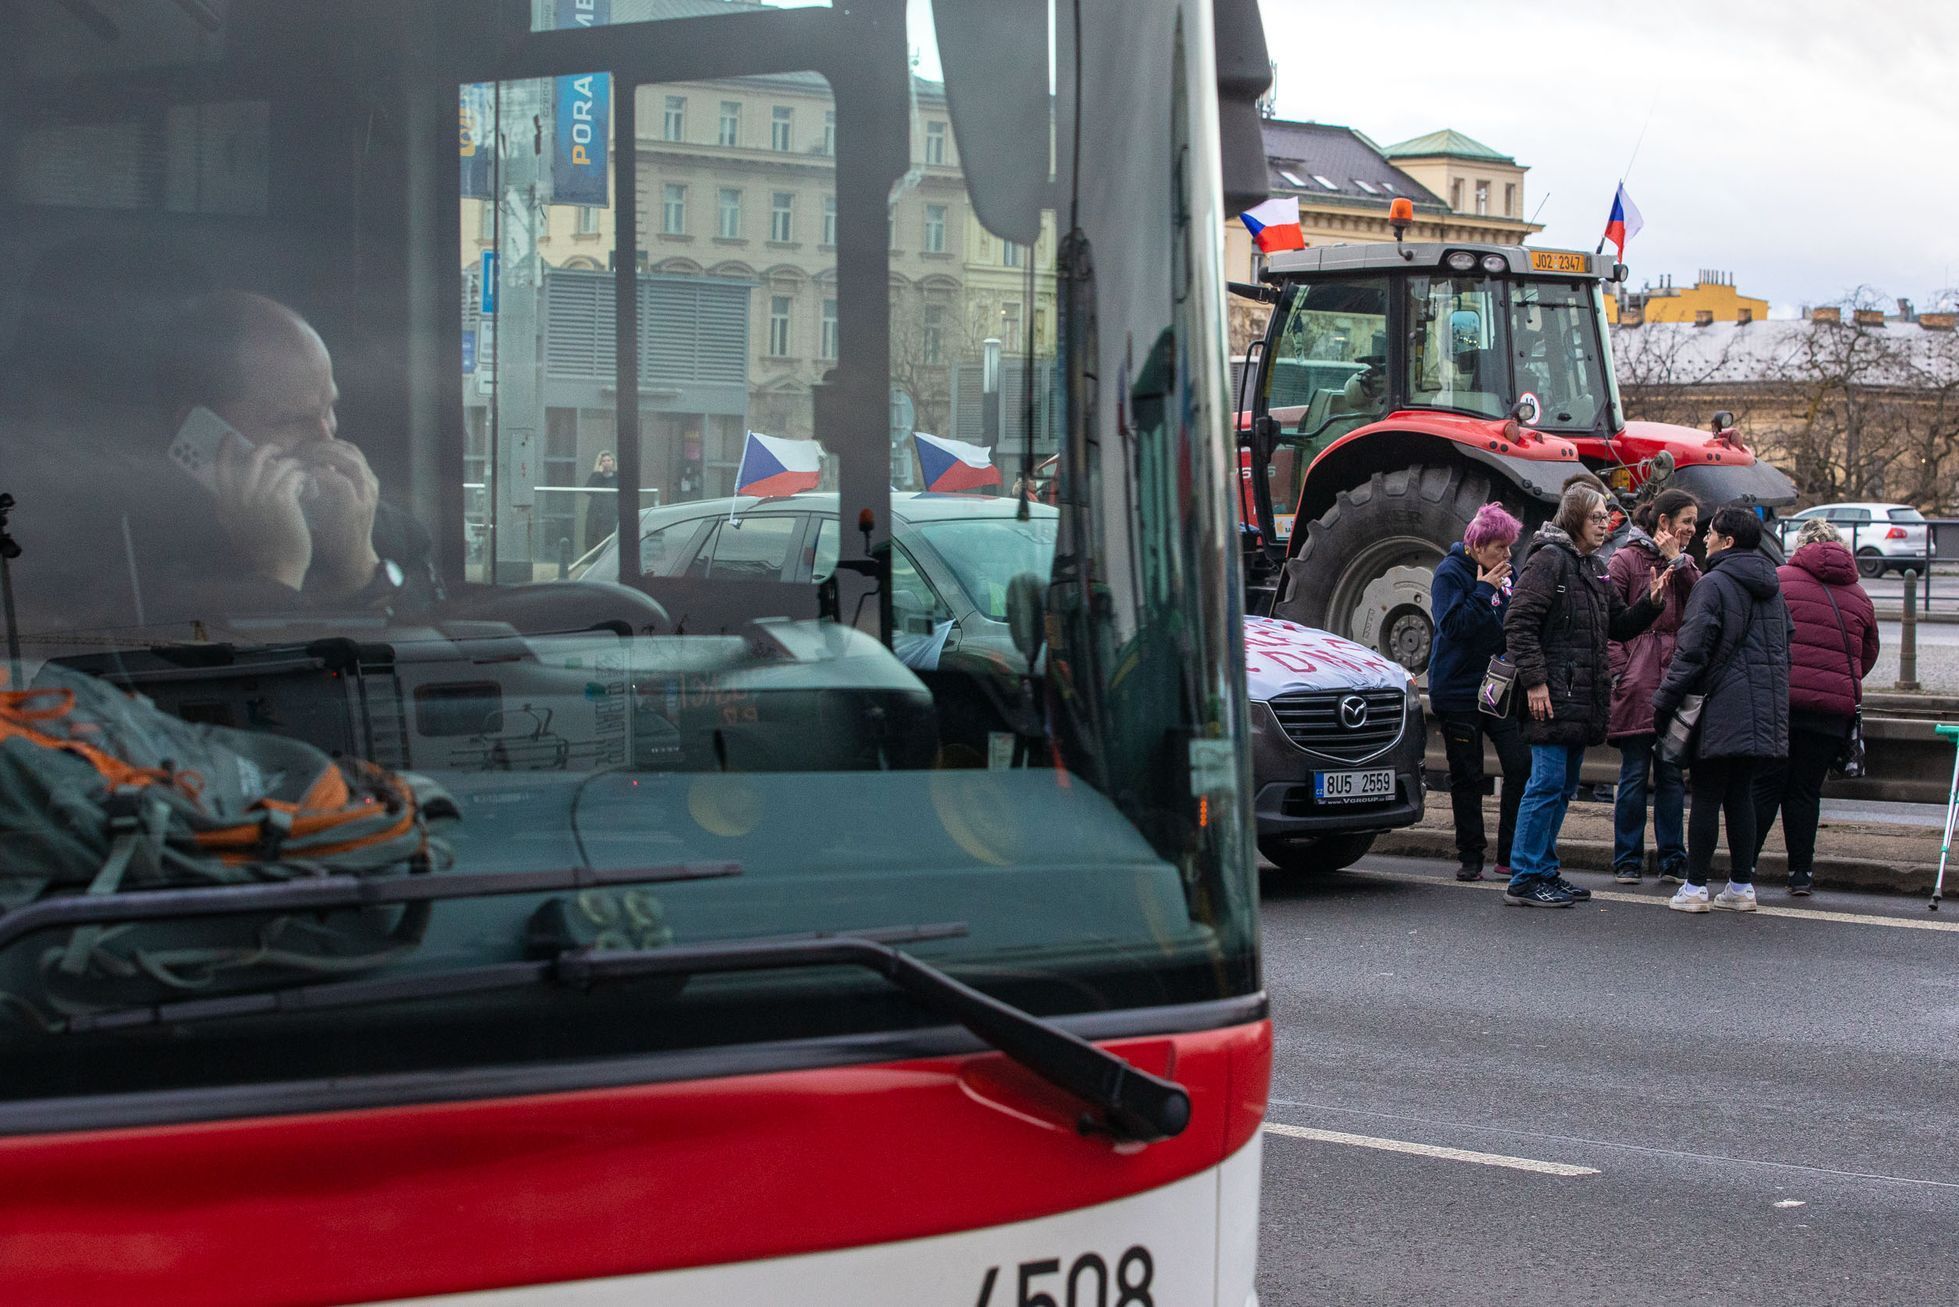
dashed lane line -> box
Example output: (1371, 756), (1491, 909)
(1343, 866), (1959, 934)
(1262, 1121), (1599, 1177)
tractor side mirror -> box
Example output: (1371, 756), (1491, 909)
(1612, 262), (1630, 284)
(1711, 410), (1736, 432)
(1510, 394), (1541, 425)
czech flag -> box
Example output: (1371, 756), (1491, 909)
(914, 432), (1002, 493)
(734, 431), (823, 498)
(1240, 195), (1305, 254)
(1602, 183), (1644, 261)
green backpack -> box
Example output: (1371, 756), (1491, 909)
(0, 664), (456, 1026)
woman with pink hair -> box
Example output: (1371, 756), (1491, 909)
(1428, 502), (1530, 881)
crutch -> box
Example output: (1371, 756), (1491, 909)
(1932, 724), (1959, 911)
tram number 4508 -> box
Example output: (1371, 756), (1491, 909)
(975, 1247), (1155, 1307)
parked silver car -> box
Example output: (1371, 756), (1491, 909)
(1776, 502), (1934, 578)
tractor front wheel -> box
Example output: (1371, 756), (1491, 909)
(1274, 464), (1503, 675)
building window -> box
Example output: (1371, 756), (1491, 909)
(769, 295), (793, 356)
(1474, 180), (1489, 215)
(576, 205), (600, 235)
(718, 188), (742, 239)
(1450, 179), (1462, 211)
(922, 303), (943, 364)
(719, 100), (740, 147)
(1001, 301), (1022, 351)
(1695, 309), (1715, 326)
(822, 194), (837, 246)
(821, 110), (836, 156)
(661, 183), (687, 235)
(770, 191), (794, 243)
(1002, 241), (1021, 269)
(1504, 182), (1517, 217)
(663, 95), (686, 142)
(924, 120), (947, 166)
(820, 297), (838, 359)
(771, 106), (793, 151)
(923, 203), (947, 254)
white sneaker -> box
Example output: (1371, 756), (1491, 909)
(1668, 885), (1711, 913)
(1712, 884), (1758, 912)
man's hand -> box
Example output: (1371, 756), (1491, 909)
(1477, 558), (1511, 588)
(212, 437), (312, 591)
(298, 440), (382, 600)
(1649, 566), (1670, 603)
(1526, 683), (1552, 721)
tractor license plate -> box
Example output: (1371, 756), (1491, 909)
(1529, 249), (1591, 274)
(1315, 769), (1395, 803)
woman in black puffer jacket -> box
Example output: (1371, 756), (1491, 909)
(1500, 483), (1665, 908)
(1652, 504), (1793, 914)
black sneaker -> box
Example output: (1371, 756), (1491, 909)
(1552, 876), (1592, 901)
(1612, 865), (1643, 885)
(1788, 870), (1814, 897)
(1504, 878), (1575, 908)
(1456, 862), (1485, 882)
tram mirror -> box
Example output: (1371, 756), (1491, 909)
(1006, 572), (1047, 668)
(931, 0), (1048, 246)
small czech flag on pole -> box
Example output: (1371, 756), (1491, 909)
(734, 432), (823, 498)
(1240, 195), (1305, 254)
(1601, 182), (1644, 262)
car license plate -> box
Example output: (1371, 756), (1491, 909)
(1315, 768), (1395, 803)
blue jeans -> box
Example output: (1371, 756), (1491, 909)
(1509, 744), (1586, 888)
(1613, 739), (1686, 877)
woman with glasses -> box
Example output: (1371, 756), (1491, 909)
(1500, 484), (1667, 908)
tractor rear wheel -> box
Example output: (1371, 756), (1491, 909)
(1274, 464), (1503, 676)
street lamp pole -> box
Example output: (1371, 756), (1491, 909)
(982, 336), (1002, 452)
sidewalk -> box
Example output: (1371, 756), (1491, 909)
(1376, 792), (1949, 895)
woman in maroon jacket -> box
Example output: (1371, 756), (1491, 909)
(1605, 490), (1701, 884)
(1754, 517), (1881, 894)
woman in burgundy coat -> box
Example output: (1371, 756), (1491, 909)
(1753, 517), (1881, 894)
(1605, 490), (1701, 884)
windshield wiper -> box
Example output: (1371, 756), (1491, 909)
(0, 861), (742, 952)
(60, 923), (1193, 1145)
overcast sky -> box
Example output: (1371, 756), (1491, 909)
(1255, 0), (1959, 318)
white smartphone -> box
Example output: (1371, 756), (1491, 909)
(168, 405), (251, 494)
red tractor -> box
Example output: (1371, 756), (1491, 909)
(1234, 233), (1796, 672)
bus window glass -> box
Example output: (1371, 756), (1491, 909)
(0, 0), (1254, 1118)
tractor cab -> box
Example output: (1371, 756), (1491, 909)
(1235, 237), (1796, 673)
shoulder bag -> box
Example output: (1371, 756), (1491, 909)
(1657, 587), (1751, 766)
(1477, 654), (1518, 718)
(1818, 582), (1869, 779)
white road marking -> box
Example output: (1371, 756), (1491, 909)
(1263, 1121), (1599, 1177)
(1346, 866), (1959, 934)
(1774, 1199), (1807, 1208)
(1275, 1098), (1959, 1193)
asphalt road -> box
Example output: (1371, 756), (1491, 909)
(1255, 854), (1959, 1307)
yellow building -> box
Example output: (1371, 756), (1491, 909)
(1606, 271), (1769, 325)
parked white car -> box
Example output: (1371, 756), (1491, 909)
(1776, 502), (1934, 578)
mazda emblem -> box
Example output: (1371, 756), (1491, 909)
(1338, 695), (1369, 729)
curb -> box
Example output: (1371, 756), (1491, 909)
(1371, 827), (1938, 896)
